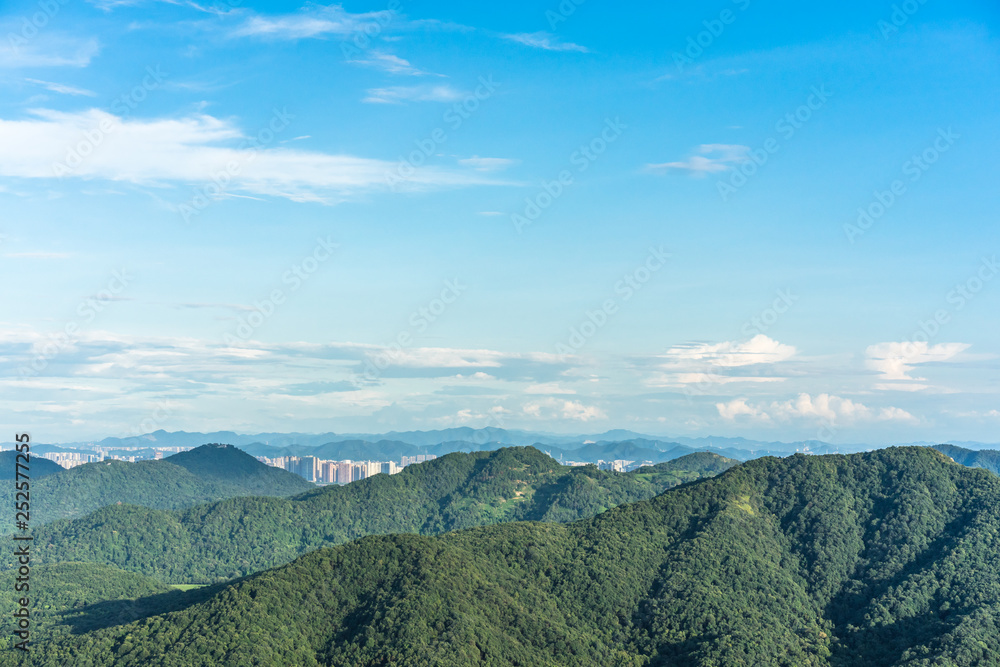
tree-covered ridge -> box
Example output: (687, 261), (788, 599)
(11, 448), (738, 583)
(0, 450), (63, 480)
(0, 444), (313, 533)
(933, 443), (1000, 475)
(12, 447), (1000, 666)
(0, 562), (227, 654)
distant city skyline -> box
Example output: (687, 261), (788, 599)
(1, 1), (998, 443)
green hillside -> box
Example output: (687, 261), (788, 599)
(0, 444), (312, 532)
(933, 443), (1000, 475)
(11, 448), (738, 583)
(0, 450), (63, 480)
(11, 447), (1000, 666)
(0, 562), (222, 653)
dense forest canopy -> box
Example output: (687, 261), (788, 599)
(4, 447), (1000, 665)
(0, 444), (312, 533)
(5, 447), (737, 582)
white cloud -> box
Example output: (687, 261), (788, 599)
(663, 335), (796, 368)
(877, 406), (918, 422)
(347, 52), (431, 76)
(562, 400), (605, 421)
(230, 5), (392, 39)
(524, 382), (576, 395)
(457, 156), (518, 172)
(0, 35), (100, 68)
(670, 373), (785, 386)
(0, 109), (504, 202)
(524, 397), (605, 421)
(646, 144), (750, 176)
(88, 0), (233, 11)
(25, 79), (97, 97)
(717, 393), (917, 425)
(865, 341), (970, 381)
(502, 31), (589, 53)
(362, 84), (466, 104)
(716, 398), (770, 421)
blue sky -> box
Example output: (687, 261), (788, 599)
(1, 0), (998, 443)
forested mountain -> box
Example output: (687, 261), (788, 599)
(240, 436), (758, 465)
(165, 443), (314, 494)
(0, 444), (312, 532)
(0, 450), (63, 480)
(0, 562), (187, 649)
(933, 443), (1000, 475)
(11, 448), (737, 582)
(12, 447), (1000, 666)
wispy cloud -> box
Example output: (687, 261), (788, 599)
(646, 144), (750, 176)
(88, 0), (235, 12)
(25, 79), (97, 97)
(524, 382), (576, 395)
(663, 335), (796, 368)
(0, 35), (100, 68)
(362, 84), (466, 104)
(502, 31), (589, 53)
(230, 5), (394, 40)
(457, 156), (518, 172)
(347, 52), (433, 76)
(0, 109), (505, 203)
(524, 397), (605, 421)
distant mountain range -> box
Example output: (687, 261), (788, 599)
(0, 444), (312, 532)
(10, 428), (995, 460)
(10, 446), (1000, 665)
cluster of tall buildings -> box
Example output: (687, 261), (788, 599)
(257, 454), (437, 484)
(401, 454), (436, 467)
(553, 459), (650, 472)
(38, 451), (105, 469)
(36, 445), (195, 469)
(38, 451), (175, 468)
(598, 459), (653, 472)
